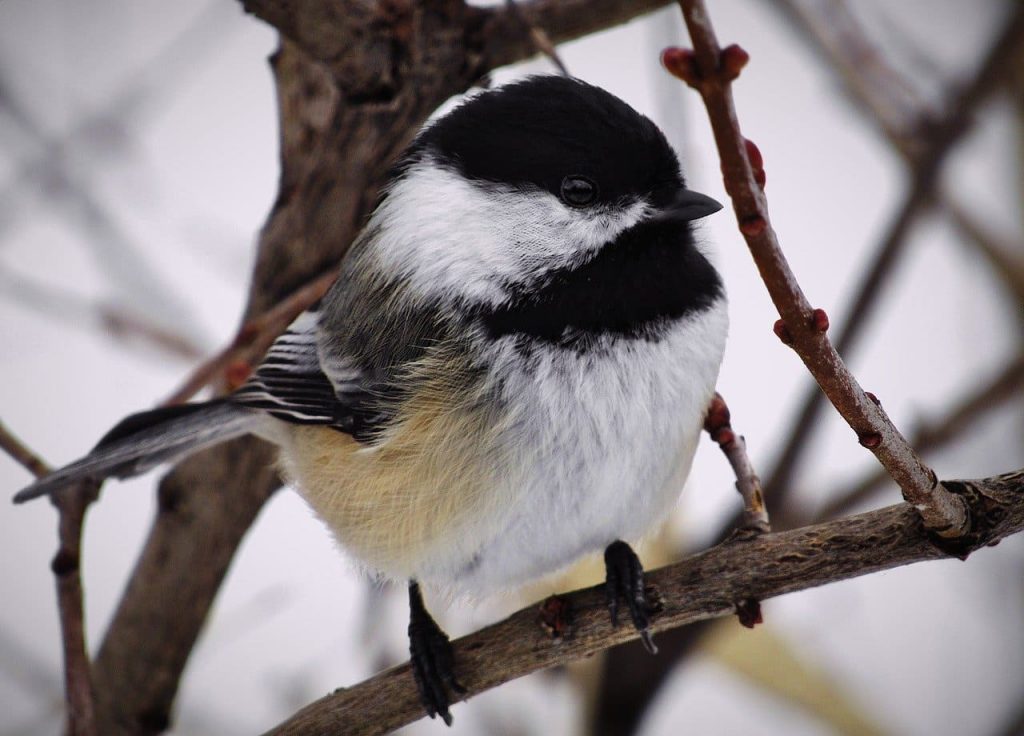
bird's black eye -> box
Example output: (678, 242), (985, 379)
(560, 175), (598, 207)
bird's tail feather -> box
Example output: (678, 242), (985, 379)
(13, 399), (260, 503)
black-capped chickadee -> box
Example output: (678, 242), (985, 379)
(14, 75), (727, 725)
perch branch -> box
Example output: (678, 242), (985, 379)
(1, 420), (98, 736)
(600, 363), (988, 733)
(265, 468), (1024, 736)
(667, 0), (969, 535)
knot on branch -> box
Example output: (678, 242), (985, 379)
(926, 480), (1006, 559)
(51, 548), (79, 577)
(538, 595), (574, 641)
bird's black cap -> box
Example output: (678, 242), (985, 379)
(405, 76), (687, 206)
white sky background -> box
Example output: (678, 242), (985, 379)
(1, 1), (1023, 734)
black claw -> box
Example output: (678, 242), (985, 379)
(408, 582), (461, 725)
(604, 540), (659, 654)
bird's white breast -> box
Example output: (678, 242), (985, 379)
(417, 297), (729, 596)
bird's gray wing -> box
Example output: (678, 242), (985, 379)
(232, 310), (385, 439)
(232, 284), (445, 442)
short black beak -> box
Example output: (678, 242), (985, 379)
(651, 189), (724, 223)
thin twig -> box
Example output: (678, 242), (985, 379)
(51, 481), (100, 736)
(0, 420), (51, 479)
(162, 269), (336, 405)
(264, 468), (1024, 736)
(504, 0), (571, 76)
(704, 393), (770, 533)
(667, 0), (968, 534)
(0, 420), (98, 736)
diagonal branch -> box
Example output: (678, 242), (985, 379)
(759, 0), (1024, 508)
(812, 352), (1024, 524)
(667, 0), (969, 535)
(265, 468), (1024, 736)
(161, 270), (337, 405)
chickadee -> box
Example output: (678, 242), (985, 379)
(15, 75), (727, 724)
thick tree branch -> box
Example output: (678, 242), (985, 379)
(265, 468), (1024, 736)
(240, 0), (672, 94)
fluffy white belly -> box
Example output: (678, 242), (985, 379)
(419, 300), (728, 595)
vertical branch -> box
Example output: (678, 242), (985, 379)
(0, 421), (98, 736)
(52, 482), (101, 736)
(704, 393), (770, 533)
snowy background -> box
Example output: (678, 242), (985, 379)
(1, 1), (1023, 734)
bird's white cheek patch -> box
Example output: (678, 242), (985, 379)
(369, 161), (650, 307)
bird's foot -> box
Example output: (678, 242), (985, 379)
(604, 540), (658, 654)
(408, 582), (465, 726)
